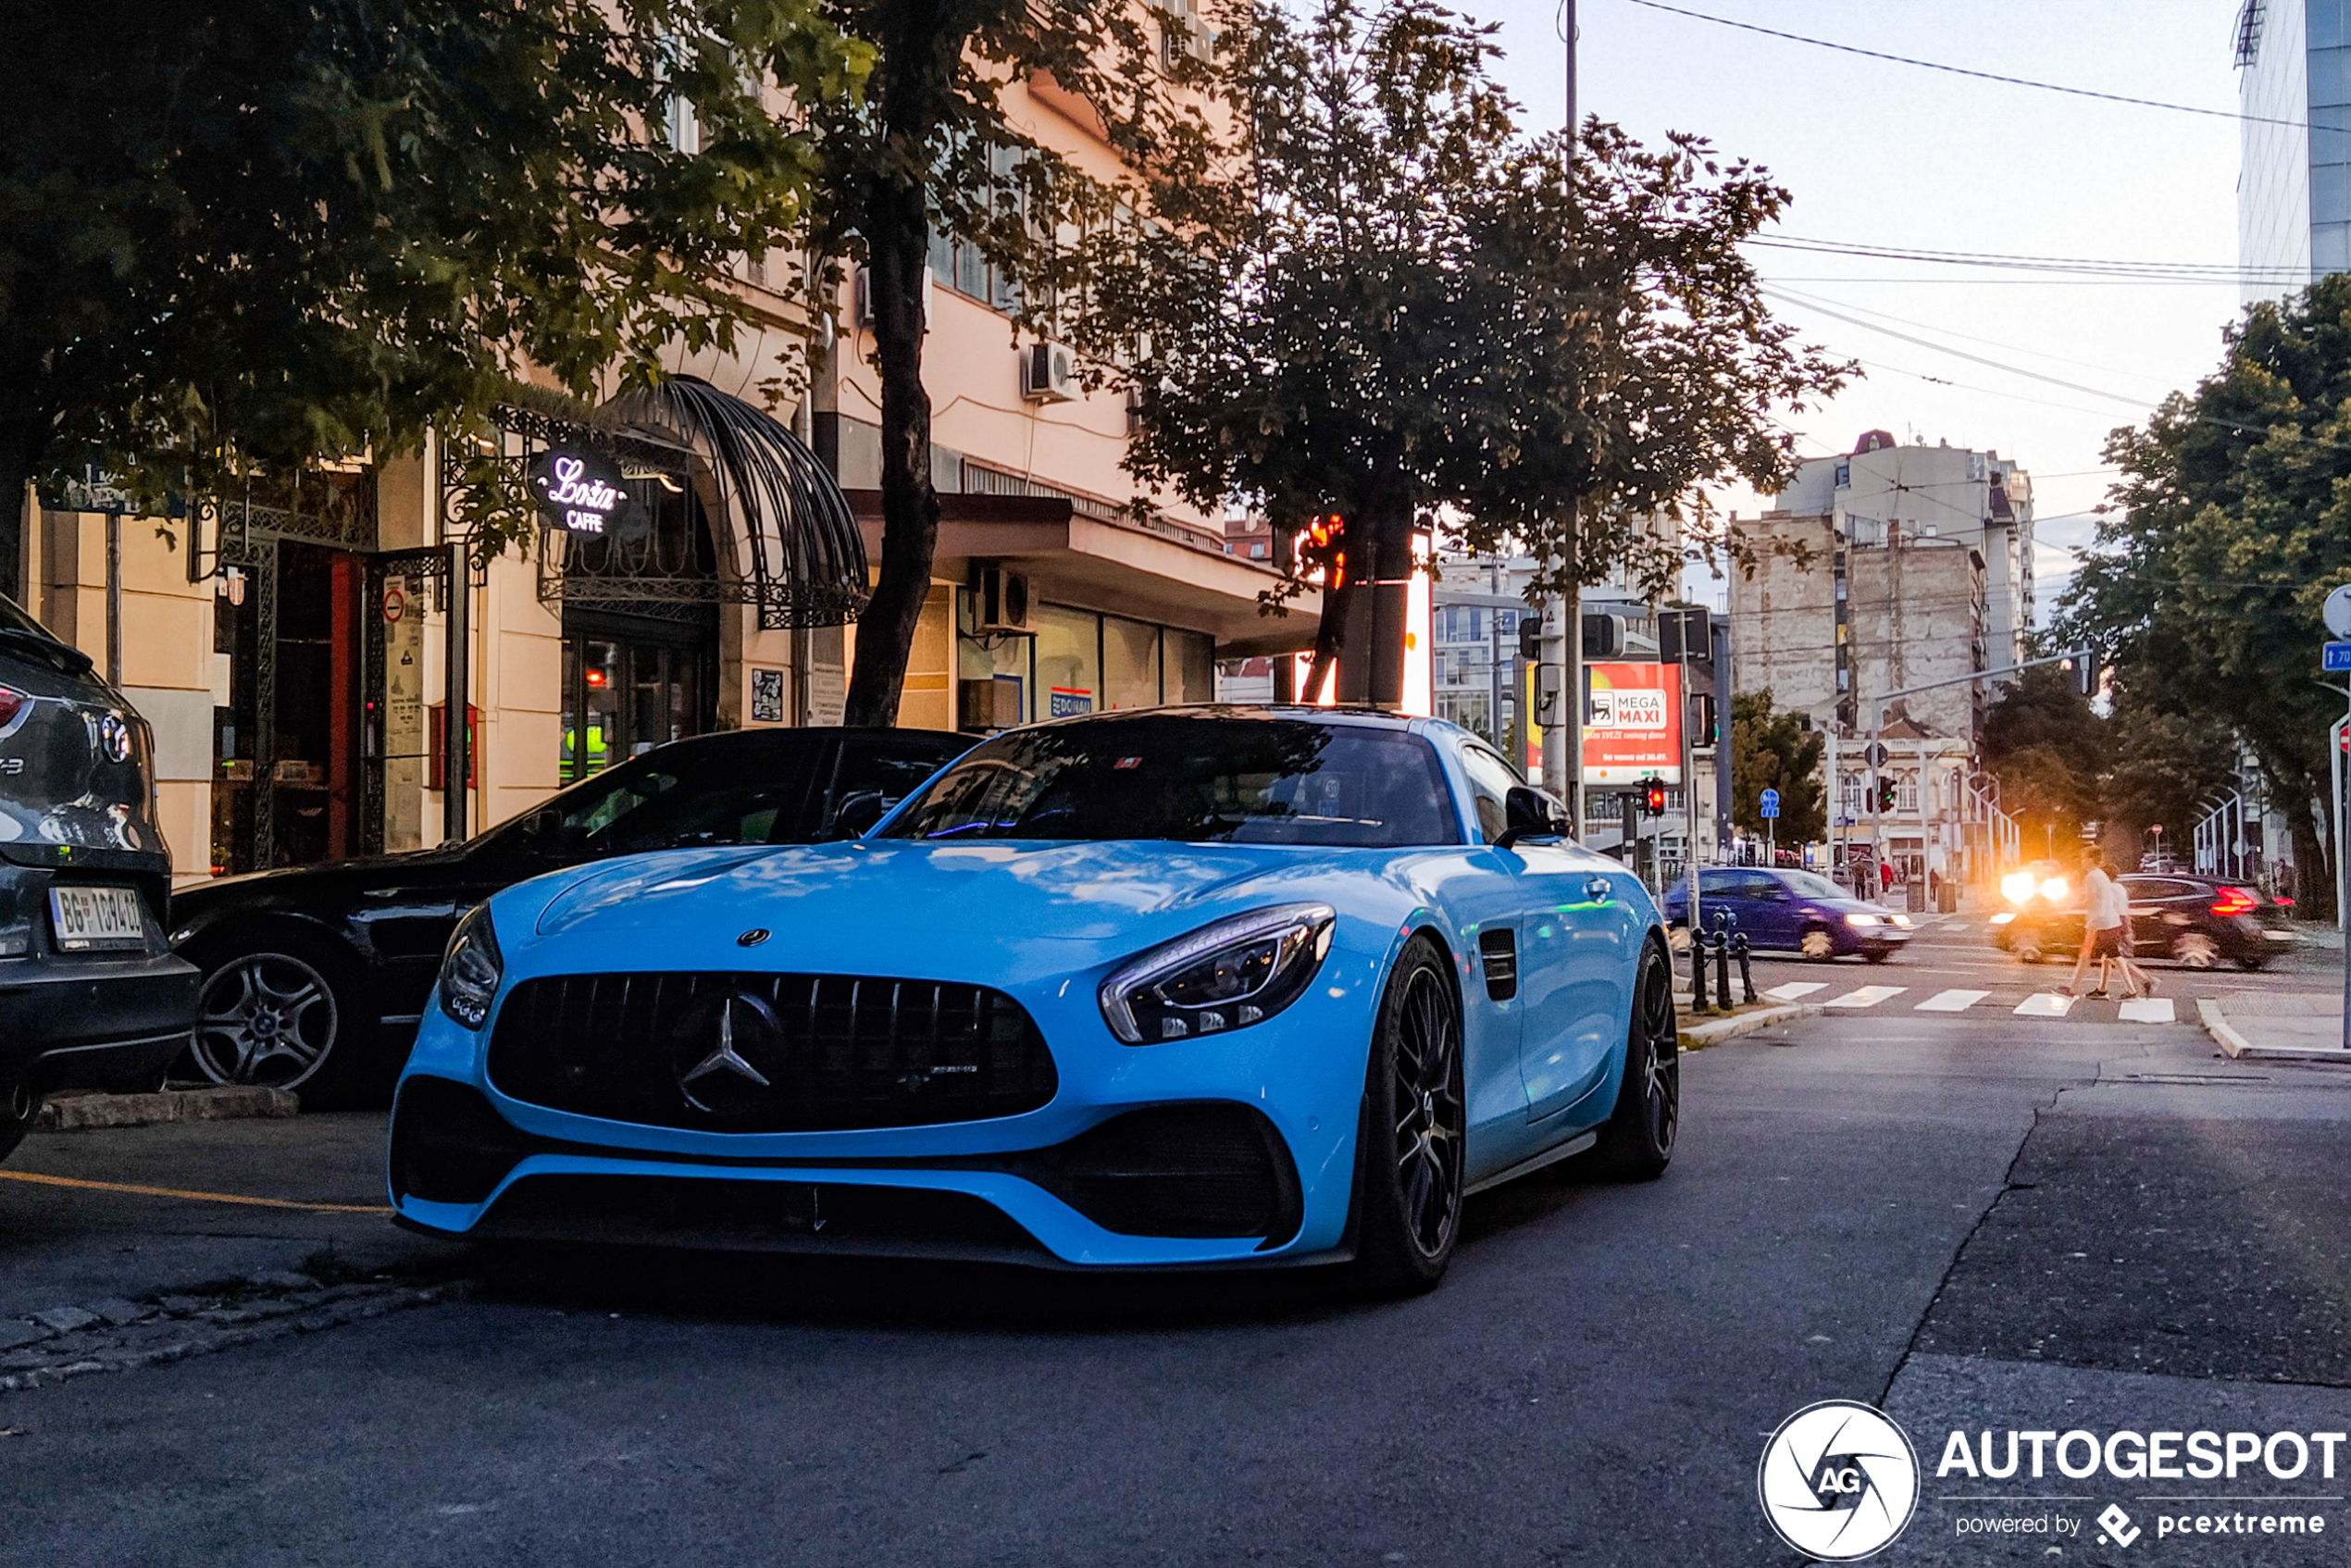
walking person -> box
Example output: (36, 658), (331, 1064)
(2065, 849), (2150, 1000)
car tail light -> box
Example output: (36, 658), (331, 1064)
(2277, 896), (2296, 909)
(2210, 887), (2258, 917)
(0, 686), (22, 728)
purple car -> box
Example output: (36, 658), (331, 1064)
(1661, 867), (1913, 963)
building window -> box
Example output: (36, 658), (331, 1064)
(1035, 604), (1100, 716)
(1896, 775), (1920, 814)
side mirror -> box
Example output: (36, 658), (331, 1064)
(522, 808), (588, 860)
(827, 790), (889, 840)
(1495, 786), (1564, 851)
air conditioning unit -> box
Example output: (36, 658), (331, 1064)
(852, 266), (933, 330)
(1021, 342), (1078, 404)
(972, 565), (1034, 634)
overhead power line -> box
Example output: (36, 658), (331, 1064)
(1622, 0), (2333, 134)
(1749, 235), (2302, 283)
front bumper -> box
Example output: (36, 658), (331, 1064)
(387, 940), (1392, 1269)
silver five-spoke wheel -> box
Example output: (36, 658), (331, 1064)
(193, 952), (342, 1091)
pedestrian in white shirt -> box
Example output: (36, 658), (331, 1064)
(2065, 851), (2151, 1000)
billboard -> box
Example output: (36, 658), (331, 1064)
(1583, 662), (1683, 786)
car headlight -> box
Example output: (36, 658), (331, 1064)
(1890, 914), (1913, 927)
(1099, 903), (1335, 1044)
(2000, 871), (2037, 904)
(437, 904), (504, 1030)
(2039, 877), (2069, 903)
(1846, 913), (1881, 927)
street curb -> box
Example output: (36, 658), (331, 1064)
(2196, 998), (2351, 1062)
(1679, 1002), (1821, 1052)
(35, 1087), (300, 1132)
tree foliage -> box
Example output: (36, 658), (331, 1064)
(2051, 274), (2351, 912)
(0, 0), (869, 589)
(1729, 691), (1823, 844)
(1086, 0), (1850, 616)
(796, 0), (1220, 724)
(1980, 666), (2106, 849)
(2101, 691), (2240, 852)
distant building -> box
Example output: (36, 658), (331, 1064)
(2236, 0), (2351, 301)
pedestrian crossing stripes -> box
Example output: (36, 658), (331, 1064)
(1915, 989), (1990, 1013)
(2117, 997), (2176, 1024)
(1762, 982), (1828, 1002)
(1824, 986), (1906, 1009)
(2011, 992), (2076, 1018)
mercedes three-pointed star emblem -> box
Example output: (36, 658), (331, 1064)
(676, 993), (776, 1113)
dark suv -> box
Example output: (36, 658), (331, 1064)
(1990, 873), (2297, 971)
(0, 594), (200, 1162)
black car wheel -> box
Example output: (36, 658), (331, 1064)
(1350, 935), (1465, 1297)
(2171, 932), (2220, 970)
(0, 1082), (40, 1164)
(1588, 940), (1679, 1180)
(189, 932), (376, 1106)
(2011, 936), (2046, 965)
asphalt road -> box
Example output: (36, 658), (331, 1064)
(6, 925), (2351, 1566)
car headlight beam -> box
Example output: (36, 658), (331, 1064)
(1846, 913), (1881, 928)
(1100, 903), (1335, 1045)
(437, 904), (504, 1030)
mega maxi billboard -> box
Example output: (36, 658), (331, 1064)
(1519, 660), (1684, 784)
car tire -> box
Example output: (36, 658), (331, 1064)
(1799, 927), (1835, 962)
(1587, 940), (1679, 1182)
(1348, 935), (1465, 1298)
(2171, 933), (2220, 970)
(1862, 945), (1893, 964)
(2235, 956), (2266, 973)
(187, 929), (383, 1109)
(2012, 937), (2046, 965)
(0, 1082), (39, 1164)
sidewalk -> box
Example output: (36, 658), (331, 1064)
(2197, 990), (2350, 1059)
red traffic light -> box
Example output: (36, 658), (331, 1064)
(1641, 778), (1667, 816)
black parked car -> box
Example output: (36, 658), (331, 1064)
(0, 594), (200, 1162)
(167, 726), (970, 1107)
(1990, 872), (2297, 971)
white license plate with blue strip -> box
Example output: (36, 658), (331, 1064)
(49, 886), (147, 950)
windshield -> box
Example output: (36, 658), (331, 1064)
(1783, 871), (1848, 902)
(881, 715), (1459, 848)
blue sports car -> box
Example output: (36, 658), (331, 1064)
(389, 707), (1679, 1294)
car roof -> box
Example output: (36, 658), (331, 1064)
(1017, 703), (1424, 732)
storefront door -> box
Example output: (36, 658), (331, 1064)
(560, 609), (715, 783)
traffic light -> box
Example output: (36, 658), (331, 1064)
(1518, 617), (1543, 663)
(2060, 649), (2096, 696)
(1581, 612), (1623, 659)
(1641, 777), (1667, 817)
(1876, 778), (1897, 812)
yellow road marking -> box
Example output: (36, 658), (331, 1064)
(0, 1169), (391, 1213)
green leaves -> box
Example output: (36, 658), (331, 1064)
(1730, 691), (1824, 843)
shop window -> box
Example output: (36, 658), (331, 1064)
(1035, 604), (1100, 717)
(1103, 616), (1161, 709)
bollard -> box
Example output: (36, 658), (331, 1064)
(1689, 922), (1709, 1012)
(1732, 929), (1756, 1003)
(1711, 910), (1734, 1011)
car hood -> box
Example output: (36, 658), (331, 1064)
(518, 838), (1386, 974)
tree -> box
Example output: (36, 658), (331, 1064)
(0, 0), (869, 595)
(791, 0), (1220, 724)
(1088, 0), (1848, 695)
(2101, 691), (2239, 856)
(2054, 274), (2351, 915)
(1981, 666), (2106, 855)
(1729, 691), (1823, 845)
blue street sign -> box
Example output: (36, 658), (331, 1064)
(2326, 641), (2351, 673)
(1760, 788), (1781, 819)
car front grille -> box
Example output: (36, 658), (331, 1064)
(487, 972), (1058, 1133)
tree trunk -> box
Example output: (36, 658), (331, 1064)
(842, 179), (940, 728)
(0, 415), (44, 607)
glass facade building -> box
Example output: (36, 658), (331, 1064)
(2238, 0), (2351, 299)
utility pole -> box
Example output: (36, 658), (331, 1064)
(1546, 0), (1583, 826)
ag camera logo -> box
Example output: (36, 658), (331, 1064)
(1759, 1400), (1922, 1562)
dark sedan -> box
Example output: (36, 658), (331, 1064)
(1989, 873), (2297, 971)
(167, 726), (969, 1107)
(1661, 866), (1913, 962)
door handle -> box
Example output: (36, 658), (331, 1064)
(1585, 877), (1613, 902)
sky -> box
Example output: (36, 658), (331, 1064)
(1450, 0), (2250, 619)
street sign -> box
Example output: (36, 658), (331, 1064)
(1863, 741), (1888, 768)
(1760, 788), (1780, 819)
(2327, 641), (2351, 673)
(2326, 583), (2351, 638)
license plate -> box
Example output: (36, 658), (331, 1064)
(49, 886), (148, 951)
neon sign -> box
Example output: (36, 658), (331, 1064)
(527, 450), (636, 535)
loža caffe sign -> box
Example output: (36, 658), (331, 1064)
(526, 449), (640, 536)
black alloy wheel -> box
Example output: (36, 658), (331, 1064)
(1351, 935), (1466, 1296)
(1588, 940), (1679, 1180)
(188, 931), (378, 1107)
(0, 1081), (40, 1164)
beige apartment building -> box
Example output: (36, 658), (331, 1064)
(16, 75), (1315, 888)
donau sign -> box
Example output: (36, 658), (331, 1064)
(527, 449), (638, 536)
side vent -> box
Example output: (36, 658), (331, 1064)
(1476, 928), (1517, 1002)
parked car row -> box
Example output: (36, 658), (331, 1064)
(1989, 872), (2297, 970)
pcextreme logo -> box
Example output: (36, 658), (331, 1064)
(1758, 1400), (1922, 1562)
